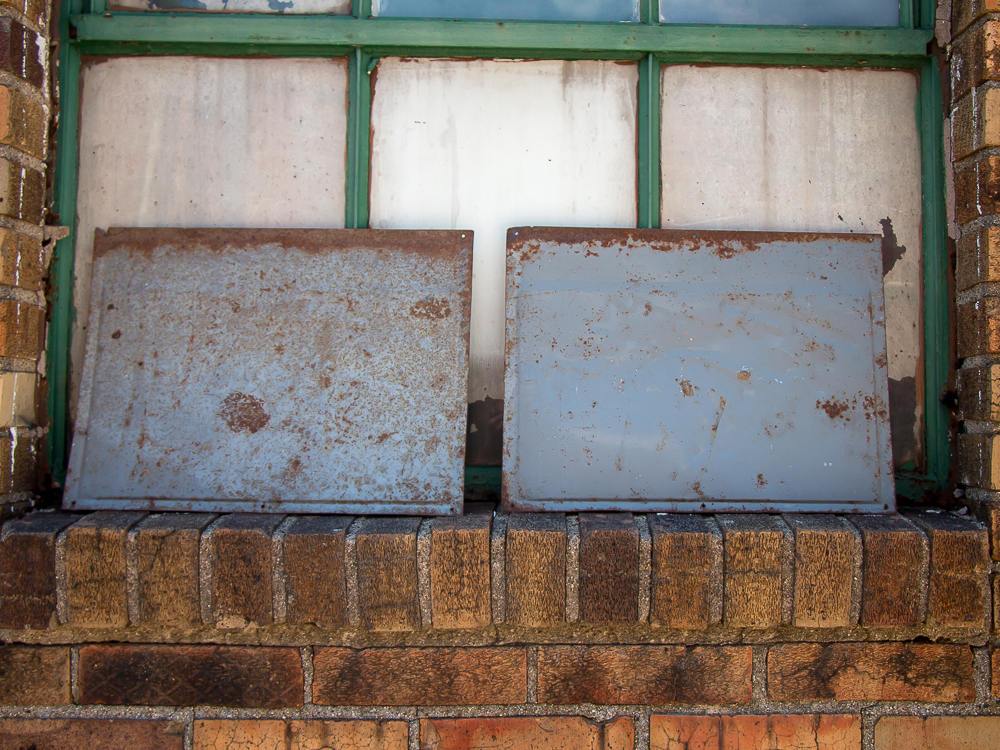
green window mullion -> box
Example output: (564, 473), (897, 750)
(354, 0), (372, 19)
(637, 53), (661, 229)
(899, 0), (915, 29)
(345, 48), (374, 229)
(638, 0), (657, 25)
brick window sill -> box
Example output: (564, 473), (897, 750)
(0, 506), (990, 644)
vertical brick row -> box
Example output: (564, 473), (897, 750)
(504, 513), (566, 626)
(280, 515), (350, 627)
(717, 515), (793, 628)
(204, 514), (283, 627)
(785, 514), (861, 628)
(429, 512), (491, 629)
(578, 513), (638, 624)
(353, 517), (421, 632)
(649, 514), (723, 629)
(851, 514), (928, 627)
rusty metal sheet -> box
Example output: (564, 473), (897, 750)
(65, 228), (472, 515)
(502, 228), (894, 513)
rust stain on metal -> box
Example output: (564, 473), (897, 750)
(816, 397), (851, 421)
(677, 379), (696, 397)
(218, 392), (270, 434)
(409, 297), (452, 320)
(737, 370), (751, 382)
(756, 473), (767, 488)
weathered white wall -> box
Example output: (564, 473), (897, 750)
(370, 58), (638, 404)
(74, 57), (348, 415)
(661, 66), (924, 465)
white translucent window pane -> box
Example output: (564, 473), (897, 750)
(661, 66), (923, 468)
(374, 0), (638, 21)
(74, 57), (348, 413)
(660, 0), (898, 26)
(371, 58), (637, 414)
(111, 0), (350, 13)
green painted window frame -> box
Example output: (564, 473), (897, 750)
(49, 0), (947, 502)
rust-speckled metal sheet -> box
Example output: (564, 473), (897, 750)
(503, 228), (895, 513)
(65, 228), (473, 515)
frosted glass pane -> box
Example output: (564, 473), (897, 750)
(111, 0), (349, 12)
(661, 66), (922, 468)
(370, 59), (637, 428)
(74, 57), (348, 414)
(375, 0), (638, 21)
(661, 0), (898, 26)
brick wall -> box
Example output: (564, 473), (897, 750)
(0, 0), (48, 517)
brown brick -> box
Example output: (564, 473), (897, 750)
(980, 499), (1000, 559)
(718, 515), (792, 628)
(0, 18), (42, 87)
(851, 514), (928, 627)
(0, 513), (75, 628)
(908, 511), (990, 629)
(0, 372), (35, 428)
(959, 157), (1000, 228)
(876, 716), (1000, 750)
(954, 20), (1000, 102)
(958, 296), (1000, 358)
(313, 646), (526, 706)
(0, 426), (36, 493)
(958, 364), (1000, 421)
(0, 85), (44, 160)
(954, 0), (1000, 35)
(954, 86), (1000, 161)
(0, 300), (44, 360)
(767, 643), (975, 702)
(78, 644), (303, 708)
(993, 648), (1000, 696)
(354, 517), (420, 631)
(505, 513), (566, 626)
(64, 511), (145, 627)
(958, 433), (1000, 489)
(207, 514), (282, 627)
(577, 513), (638, 624)
(429, 512), (491, 629)
(958, 227), (1000, 292)
(194, 719), (409, 750)
(649, 514), (722, 629)
(281, 515), (349, 628)
(650, 714), (862, 750)
(0, 646), (69, 704)
(420, 717), (634, 750)
(536, 645), (751, 706)
(0, 0), (48, 30)
(0, 158), (43, 223)
(0, 719), (185, 749)
(0, 229), (45, 291)
(131, 513), (213, 626)
(785, 515), (860, 628)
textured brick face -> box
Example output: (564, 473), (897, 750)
(131, 513), (212, 626)
(0, 720), (186, 749)
(650, 515), (723, 628)
(0, 646), (69, 704)
(0, 300), (44, 359)
(536, 645), (752, 706)
(420, 717), (635, 750)
(312, 647), (527, 706)
(193, 720), (409, 750)
(650, 714), (862, 750)
(77, 645), (303, 708)
(767, 643), (975, 702)
(0, 17), (43, 87)
(0, 514), (76, 629)
(429, 513), (491, 629)
(578, 513), (639, 623)
(354, 517), (421, 631)
(875, 716), (1000, 750)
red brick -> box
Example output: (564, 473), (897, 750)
(0, 646), (69, 704)
(0, 300), (44, 360)
(536, 645), (751, 706)
(281, 515), (349, 628)
(718, 515), (792, 628)
(909, 511), (991, 630)
(0, 427), (37, 494)
(194, 719), (408, 750)
(578, 513), (639, 624)
(0, 719), (185, 749)
(0, 18), (42, 87)
(875, 716), (1000, 750)
(993, 649), (1000, 697)
(429, 512), (491, 629)
(650, 714), (862, 750)
(354, 517), (421, 631)
(0, 513), (76, 628)
(313, 646), (526, 706)
(851, 514), (928, 627)
(767, 643), (975, 702)
(505, 513), (566, 626)
(650, 514), (723, 629)
(131, 513), (213, 626)
(0, 85), (44, 160)
(420, 717), (634, 750)
(78, 644), (303, 708)
(64, 511), (145, 628)
(207, 514), (282, 627)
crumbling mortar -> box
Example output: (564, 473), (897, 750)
(0, 143), (46, 175)
(634, 710), (650, 750)
(750, 646), (768, 708)
(636, 515), (651, 624)
(198, 516), (227, 627)
(0, 5), (46, 37)
(566, 516), (580, 624)
(54, 524), (68, 625)
(301, 645), (314, 706)
(0, 215), (45, 240)
(271, 516), (295, 626)
(489, 510), (507, 625)
(957, 281), (1000, 305)
(407, 718), (419, 750)
(975, 646), (993, 704)
(526, 645), (538, 704)
(960, 419), (1000, 434)
(416, 519), (432, 630)
(0, 70), (48, 111)
(344, 519), (361, 628)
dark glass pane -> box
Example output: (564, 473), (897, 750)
(375, 0), (638, 21)
(660, 0), (898, 27)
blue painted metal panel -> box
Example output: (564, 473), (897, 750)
(502, 228), (894, 513)
(64, 228), (472, 515)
